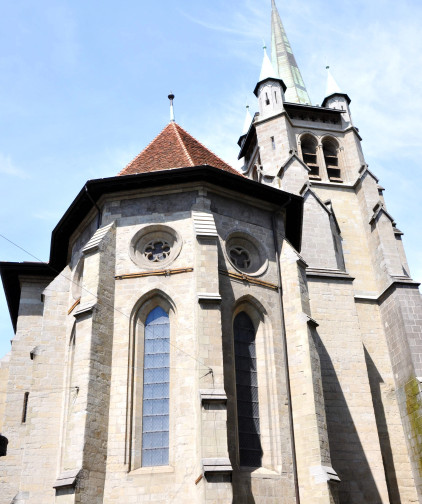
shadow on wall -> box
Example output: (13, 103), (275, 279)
(364, 347), (401, 504)
(0, 434), (8, 456)
(222, 290), (260, 504)
(311, 331), (385, 503)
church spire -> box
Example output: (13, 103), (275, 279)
(271, 0), (311, 105)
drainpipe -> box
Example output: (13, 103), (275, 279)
(84, 184), (102, 229)
(271, 201), (300, 504)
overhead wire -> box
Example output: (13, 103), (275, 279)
(0, 232), (212, 373)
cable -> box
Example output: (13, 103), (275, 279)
(0, 232), (212, 373)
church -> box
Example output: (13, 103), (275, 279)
(0, 1), (421, 503)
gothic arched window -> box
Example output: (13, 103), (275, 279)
(322, 137), (341, 181)
(301, 135), (319, 179)
(234, 312), (262, 467)
(142, 306), (170, 467)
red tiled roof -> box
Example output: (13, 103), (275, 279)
(118, 122), (241, 177)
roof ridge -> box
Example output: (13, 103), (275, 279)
(172, 122), (194, 166)
(174, 123), (234, 172)
(117, 123), (172, 176)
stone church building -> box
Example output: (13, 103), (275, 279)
(1, 1), (421, 503)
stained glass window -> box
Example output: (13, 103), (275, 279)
(234, 312), (262, 467)
(142, 306), (170, 467)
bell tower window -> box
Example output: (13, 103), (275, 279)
(322, 138), (342, 181)
(301, 135), (319, 179)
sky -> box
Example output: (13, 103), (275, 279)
(0, 0), (421, 358)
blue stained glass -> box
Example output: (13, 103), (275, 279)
(144, 353), (170, 369)
(142, 398), (169, 416)
(142, 306), (170, 467)
(234, 312), (262, 468)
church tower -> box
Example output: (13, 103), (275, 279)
(0, 2), (421, 504)
(240, 1), (422, 502)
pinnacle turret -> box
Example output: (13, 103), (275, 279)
(242, 105), (253, 135)
(259, 43), (278, 82)
(271, 0), (311, 104)
(325, 66), (342, 98)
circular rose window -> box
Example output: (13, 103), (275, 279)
(225, 232), (268, 276)
(130, 225), (182, 269)
(143, 240), (171, 263)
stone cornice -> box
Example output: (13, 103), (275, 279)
(306, 268), (354, 281)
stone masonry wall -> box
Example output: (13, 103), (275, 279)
(307, 277), (390, 503)
(379, 284), (422, 498)
(356, 299), (419, 502)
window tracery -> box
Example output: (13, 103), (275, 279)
(229, 246), (251, 269)
(144, 240), (171, 263)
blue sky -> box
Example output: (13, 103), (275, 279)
(0, 0), (421, 358)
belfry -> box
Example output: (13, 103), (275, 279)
(0, 2), (421, 503)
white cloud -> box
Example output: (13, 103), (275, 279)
(0, 153), (28, 179)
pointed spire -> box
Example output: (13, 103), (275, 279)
(259, 43), (278, 82)
(242, 105), (253, 135)
(325, 66), (342, 97)
(271, 0), (311, 104)
(321, 65), (351, 109)
(168, 92), (175, 122)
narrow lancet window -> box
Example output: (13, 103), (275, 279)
(142, 306), (170, 467)
(322, 138), (341, 181)
(234, 312), (262, 467)
(301, 135), (319, 179)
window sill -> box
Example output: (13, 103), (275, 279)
(130, 465), (174, 476)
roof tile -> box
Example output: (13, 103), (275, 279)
(118, 122), (241, 177)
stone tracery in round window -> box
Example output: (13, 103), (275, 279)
(225, 232), (268, 277)
(229, 246), (251, 269)
(144, 240), (171, 262)
(129, 225), (182, 270)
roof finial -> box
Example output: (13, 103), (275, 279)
(168, 92), (175, 122)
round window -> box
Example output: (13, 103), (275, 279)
(130, 225), (181, 269)
(225, 232), (268, 276)
(143, 240), (171, 263)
